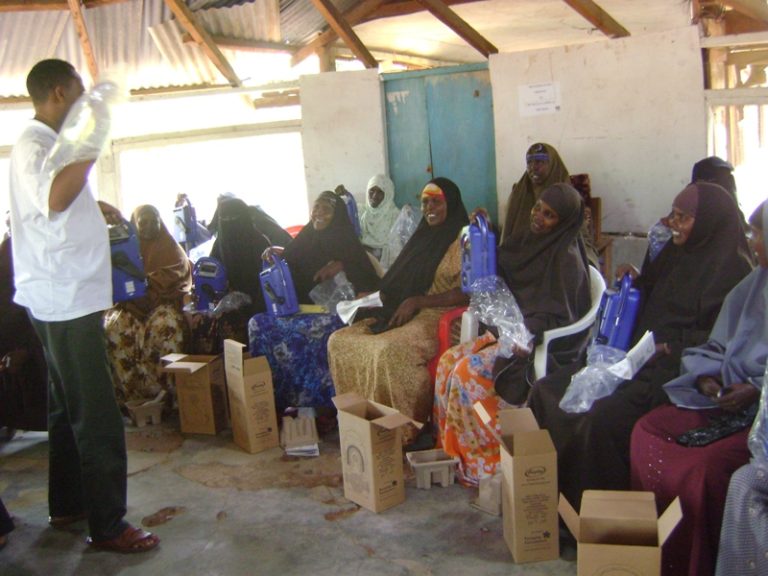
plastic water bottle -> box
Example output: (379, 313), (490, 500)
(43, 81), (122, 179)
(647, 220), (672, 261)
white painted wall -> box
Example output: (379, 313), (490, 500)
(300, 69), (388, 209)
(489, 26), (707, 234)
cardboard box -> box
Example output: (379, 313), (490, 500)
(223, 340), (279, 454)
(332, 392), (420, 513)
(406, 449), (460, 489)
(161, 353), (227, 435)
(498, 408), (559, 564)
(559, 490), (683, 576)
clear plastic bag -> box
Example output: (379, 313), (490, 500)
(211, 291), (251, 318)
(468, 275), (533, 357)
(647, 220), (672, 261)
(559, 344), (627, 413)
(43, 81), (123, 179)
(747, 364), (768, 466)
(309, 271), (355, 314)
(381, 204), (419, 271)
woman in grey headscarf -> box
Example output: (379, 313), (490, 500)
(360, 174), (400, 260)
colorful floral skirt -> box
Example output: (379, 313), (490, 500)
(434, 332), (513, 486)
(248, 312), (343, 413)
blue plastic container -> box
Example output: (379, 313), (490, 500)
(109, 220), (147, 303)
(260, 254), (299, 317)
(594, 273), (641, 351)
(460, 213), (497, 293)
(193, 257), (228, 311)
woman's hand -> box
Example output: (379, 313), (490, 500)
(0, 349), (30, 375)
(696, 375), (723, 400)
(389, 297), (421, 328)
(715, 382), (760, 413)
(469, 208), (490, 224)
(615, 263), (639, 281)
(313, 260), (343, 283)
(261, 246), (284, 261)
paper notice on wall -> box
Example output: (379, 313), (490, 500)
(336, 291), (383, 325)
(608, 331), (656, 380)
(518, 82), (561, 117)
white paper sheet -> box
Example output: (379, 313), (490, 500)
(608, 331), (656, 380)
(336, 291), (383, 324)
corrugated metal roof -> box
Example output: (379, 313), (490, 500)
(280, 0), (359, 45)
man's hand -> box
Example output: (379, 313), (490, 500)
(98, 201), (122, 225)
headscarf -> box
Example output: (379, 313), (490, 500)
(282, 190), (379, 303)
(377, 177), (469, 320)
(691, 155), (749, 232)
(632, 183), (754, 347)
(501, 143), (570, 244)
(498, 183), (591, 339)
(207, 195), (292, 247)
(131, 205), (191, 308)
(360, 174), (400, 251)
(664, 199), (768, 408)
(209, 197), (271, 312)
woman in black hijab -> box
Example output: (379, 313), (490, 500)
(529, 182), (754, 510)
(328, 177), (470, 437)
(434, 183), (591, 485)
(281, 190), (379, 303)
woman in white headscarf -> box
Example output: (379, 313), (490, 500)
(360, 174), (400, 260)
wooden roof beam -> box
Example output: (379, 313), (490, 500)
(308, 0), (378, 68)
(0, 0), (128, 11)
(67, 0), (99, 80)
(561, 0), (630, 38)
(726, 0), (768, 24)
(292, 0), (385, 66)
(415, 0), (498, 58)
(163, 0), (241, 87)
(369, 0), (481, 20)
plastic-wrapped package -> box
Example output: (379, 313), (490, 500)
(468, 275), (533, 357)
(747, 364), (768, 467)
(647, 219), (672, 261)
(380, 204), (419, 271)
(559, 345), (626, 413)
(43, 81), (123, 179)
(309, 271), (356, 314)
(211, 291), (251, 318)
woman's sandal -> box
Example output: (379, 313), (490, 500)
(87, 525), (160, 553)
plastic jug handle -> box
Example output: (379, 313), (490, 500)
(475, 213), (489, 237)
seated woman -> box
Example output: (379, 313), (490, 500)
(249, 191), (379, 413)
(0, 223), (47, 434)
(360, 174), (400, 261)
(188, 197), (272, 353)
(435, 183), (591, 486)
(529, 183), (753, 510)
(716, 366), (768, 576)
(328, 178), (469, 440)
(630, 199), (768, 576)
(105, 205), (192, 408)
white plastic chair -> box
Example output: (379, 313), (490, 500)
(459, 265), (606, 381)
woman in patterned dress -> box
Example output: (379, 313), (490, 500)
(105, 205), (191, 408)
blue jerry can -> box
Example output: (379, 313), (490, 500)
(260, 254), (299, 317)
(193, 257), (228, 311)
(460, 213), (497, 293)
(594, 273), (641, 351)
(109, 220), (147, 303)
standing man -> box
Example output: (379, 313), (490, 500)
(8, 59), (159, 553)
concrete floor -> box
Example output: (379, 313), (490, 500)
(0, 420), (577, 576)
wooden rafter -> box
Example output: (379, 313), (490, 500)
(415, 0), (497, 58)
(292, 0), (386, 66)
(561, 0), (630, 38)
(181, 33), (298, 54)
(162, 0), (241, 87)
(370, 0), (481, 20)
(726, 0), (768, 24)
(67, 0), (99, 80)
(0, 0), (127, 11)
(308, 0), (378, 68)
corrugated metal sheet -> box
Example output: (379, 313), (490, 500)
(280, 0), (359, 45)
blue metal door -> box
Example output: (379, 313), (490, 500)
(383, 63), (497, 223)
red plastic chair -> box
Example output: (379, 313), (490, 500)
(427, 306), (468, 381)
(285, 224), (303, 238)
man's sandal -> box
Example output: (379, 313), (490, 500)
(87, 525), (160, 554)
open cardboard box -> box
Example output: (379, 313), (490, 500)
(223, 340), (279, 454)
(559, 490), (683, 576)
(497, 407), (559, 564)
(161, 353), (227, 435)
(332, 392), (421, 513)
